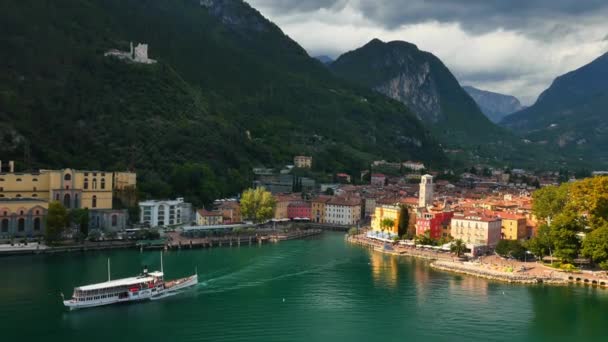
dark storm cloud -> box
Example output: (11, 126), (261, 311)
(253, 0), (608, 38)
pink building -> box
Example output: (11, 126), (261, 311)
(287, 201), (311, 220)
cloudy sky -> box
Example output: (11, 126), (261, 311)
(248, 0), (608, 104)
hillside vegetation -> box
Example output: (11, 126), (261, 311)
(0, 0), (445, 205)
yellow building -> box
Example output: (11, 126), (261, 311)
(113, 172), (137, 190)
(273, 194), (300, 219)
(196, 209), (224, 226)
(371, 205), (400, 236)
(499, 214), (527, 240)
(293, 156), (312, 169)
(311, 195), (331, 223)
(0, 163), (135, 235)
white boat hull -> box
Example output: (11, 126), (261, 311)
(64, 274), (198, 310)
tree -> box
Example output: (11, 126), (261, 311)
(70, 208), (89, 237)
(532, 184), (570, 223)
(380, 218), (395, 236)
(240, 188), (276, 224)
(525, 225), (553, 259)
(582, 226), (608, 269)
(45, 201), (68, 244)
(415, 230), (434, 245)
(495, 240), (526, 260)
(451, 239), (466, 257)
(398, 205), (410, 237)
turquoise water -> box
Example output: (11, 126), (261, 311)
(1, 232), (607, 341)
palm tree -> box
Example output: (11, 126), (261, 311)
(380, 218), (395, 238)
(451, 239), (466, 257)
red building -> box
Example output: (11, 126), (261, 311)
(416, 210), (454, 240)
(287, 201), (311, 220)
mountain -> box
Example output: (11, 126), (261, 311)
(0, 0), (446, 204)
(329, 39), (545, 166)
(314, 55), (334, 65)
(463, 86), (525, 123)
(501, 52), (608, 167)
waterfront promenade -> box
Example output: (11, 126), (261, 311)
(347, 234), (608, 287)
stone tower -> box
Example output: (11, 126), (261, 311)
(418, 174), (434, 208)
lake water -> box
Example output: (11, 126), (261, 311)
(1, 232), (607, 341)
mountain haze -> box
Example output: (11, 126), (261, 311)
(501, 51), (608, 167)
(463, 86), (524, 123)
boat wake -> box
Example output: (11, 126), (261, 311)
(196, 257), (351, 295)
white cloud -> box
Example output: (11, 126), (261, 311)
(249, 0), (608, 105)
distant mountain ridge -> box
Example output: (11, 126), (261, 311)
(314, 55), (334, 65)
(463, 86), (525, 123)
(501, 51), (608, 167)
(328, 39), (551, 166)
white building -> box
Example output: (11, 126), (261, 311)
(139, 197), (193, 227)
(324, 197), (361, 225)
(418, 174), (434, 208)
(402, 161), (425, 171)
(450, 214), (502, 248)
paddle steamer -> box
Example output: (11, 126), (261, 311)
(63, 254), (197, 310)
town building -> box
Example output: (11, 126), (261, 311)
(215, 201), (241, 224)
(402, 161), (425, 171)
(498, 213), (527, 240)
(287, 201), (311, 220)
(311, 195), (331, 223)
(139, 198), (193, 228)
(254, 174), (293, 194)
(293, 156), (312, 169)
(325, 197), (361, 225)
(0, 198), (47, 238)
(0, 164), (131, 235)
(336, 173), (351, 183)
(450, 214), (502, 249)
(196, 209), (224, 226)
(371, 174), (386, 187)
(416, 210), (454, 240)
(273, 193), (301, 219)
(418, 174), (434, 208)
(371, 205), (401, 237)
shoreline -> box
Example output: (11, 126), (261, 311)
(347, 235), (608, 288)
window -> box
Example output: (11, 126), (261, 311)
(16, 194), (21, 198)
(64, 174), (71, 181)
(1, 219), (8, 233)
(101, 178), (106, 190)
(20, 210), (24, 215)
(34, 218), (41, 231)
(35, 210), (40, 215)
(33, 187), (37, 191)
(92, 179), (97, 189)
(55, 194), (59, 201)
(16, 178), (22, 182)
(75, 194), (79, 208)
(111, 215), (117, 227)
(84, 178), (89, 189)
(92, 195), (97, 208)
(64, 193), (71, 208)
(0, 187), (3, 191)
(18, 218), (25, 232)
(33, 178), (38, 182)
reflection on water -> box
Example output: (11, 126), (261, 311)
(369, 251), (399, 288)
(448, 274), (489, 298)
